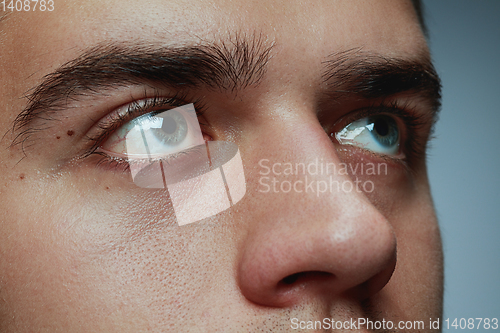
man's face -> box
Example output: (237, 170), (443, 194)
(0, 0), (443, 331)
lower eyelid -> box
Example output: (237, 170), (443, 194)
(89, 143), (210, 183)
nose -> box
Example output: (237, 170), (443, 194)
(237, 120), (397, 307)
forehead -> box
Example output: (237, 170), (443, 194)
(1, 0), (426, 67)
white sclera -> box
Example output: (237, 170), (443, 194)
(123, 104), (246, 225)
(335, 117), (399, 155)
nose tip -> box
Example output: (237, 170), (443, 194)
(237, 201), (397, 308)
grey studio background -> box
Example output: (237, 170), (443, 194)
(423, 0), (500, 329)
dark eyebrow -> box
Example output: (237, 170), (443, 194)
(322, 48), (442, 114)
(11, 35), (273, 148)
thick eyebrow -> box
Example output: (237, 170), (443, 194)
(322, 48), (442, 114)
(11, 35), (273, 147)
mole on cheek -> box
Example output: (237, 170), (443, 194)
(19, 174), (25, 180)
(67, 130), (74, 136)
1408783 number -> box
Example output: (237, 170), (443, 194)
(1, 0), (54, 11)
(444, 318), (499, 330)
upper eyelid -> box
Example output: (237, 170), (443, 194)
(333, 102), (429, 131)
(81, 96), (207, 159)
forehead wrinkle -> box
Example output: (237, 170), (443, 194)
(0, 10), (11, 23)
(0, 11), (12, 40)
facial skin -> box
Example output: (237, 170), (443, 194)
(0, 0), (443, 332)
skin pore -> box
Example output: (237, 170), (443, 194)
(0, 0), (443, 332)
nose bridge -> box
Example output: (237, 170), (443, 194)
(238, 117), (397, 307)
(252, 116), (372, 219)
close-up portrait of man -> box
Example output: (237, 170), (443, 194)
(0, 0), (447, 332)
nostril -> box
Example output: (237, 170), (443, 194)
(281, 273), (300, 285)
(279, 271), (334, 286)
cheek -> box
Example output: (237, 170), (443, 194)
(333, 147), (416, 213)
(0, 187), (105, 329)
(0, 172), (237, 329)
(375, 189), (443, 320)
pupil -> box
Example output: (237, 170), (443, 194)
(162, 115), (178, 134)
(374, 117), (389, 136)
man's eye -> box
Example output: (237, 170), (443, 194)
(100, 104), (205, 159)
(335, 115), (400, 155)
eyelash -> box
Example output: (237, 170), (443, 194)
(332, 100), (431, 164)
(82, 92), (208, 172)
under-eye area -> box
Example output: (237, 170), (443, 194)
(91, 103), (247, 226)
